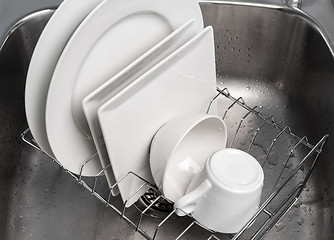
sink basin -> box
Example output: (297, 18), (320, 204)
(1, 1), (334, 239)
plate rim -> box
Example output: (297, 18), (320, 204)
(25, 0), (104, 158)
(45, 0), (204, 176)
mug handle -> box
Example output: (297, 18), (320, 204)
(174, 180), (211, 217)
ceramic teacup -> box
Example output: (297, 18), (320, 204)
(149, 114), (227, 203)
(174, 148), (264, 233)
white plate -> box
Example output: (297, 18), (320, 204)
(98, 26), (217, 207)
(25, 0), (103, 158)
(45, 0), (204, 176)
(82, 19), (198, 194)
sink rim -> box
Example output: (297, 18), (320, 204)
(1, 1), (334, 59)
(198, 0), (334, 57)
(1, 1), (334, 239)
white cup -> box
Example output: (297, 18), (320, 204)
(150, 114), (227, 203)
(174, 148), (264, 233)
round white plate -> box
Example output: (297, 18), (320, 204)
(45, 0), (204, 176)
(25, 0), (103, 158)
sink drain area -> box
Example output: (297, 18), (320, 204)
(135, 189), (176, 219)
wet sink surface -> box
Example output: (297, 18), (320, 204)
(1, 1), (334, 239)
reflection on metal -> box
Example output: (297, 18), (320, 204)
(0, 9), (54, 52)
(285, 0), (302, 8)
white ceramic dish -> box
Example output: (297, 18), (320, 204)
(45, 0), (204, 176)
(25, 0), (103, 158)
(82, 19), (198, 193)
(98, 26), (217, 207)
(149, 114), (227, 203)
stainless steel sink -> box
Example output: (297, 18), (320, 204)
(1, 1), (334, 239)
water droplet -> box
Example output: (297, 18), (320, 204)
(294, 200), (302, 208)
(268, 151), (279, 166)
(275, 222), (286, 232)
(283, 160), (293, 168)
(298, 218), (305, 225)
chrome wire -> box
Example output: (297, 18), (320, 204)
(21, 87), (328, 240)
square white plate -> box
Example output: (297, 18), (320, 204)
(98, 26), (217, 207)
(82, 19), (198, 194)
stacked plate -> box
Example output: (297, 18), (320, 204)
(25, 0), (218, 207)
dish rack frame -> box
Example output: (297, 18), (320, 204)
(21, 87), (328, 240)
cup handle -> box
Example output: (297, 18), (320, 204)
(174, 180), (211, 217)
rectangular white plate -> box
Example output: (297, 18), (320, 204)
(98, 26), (217, 207)
(82, 19), (198, 194)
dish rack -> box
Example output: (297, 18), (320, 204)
(21, 87), (328, 240)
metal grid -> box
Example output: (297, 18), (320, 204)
(21, 87), (328, 240)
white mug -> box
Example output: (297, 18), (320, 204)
(174, 148), (264, 233)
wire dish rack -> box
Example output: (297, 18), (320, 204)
(21, 87), (328, 240)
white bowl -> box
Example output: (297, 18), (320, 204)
(149, 114), (227, 202)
